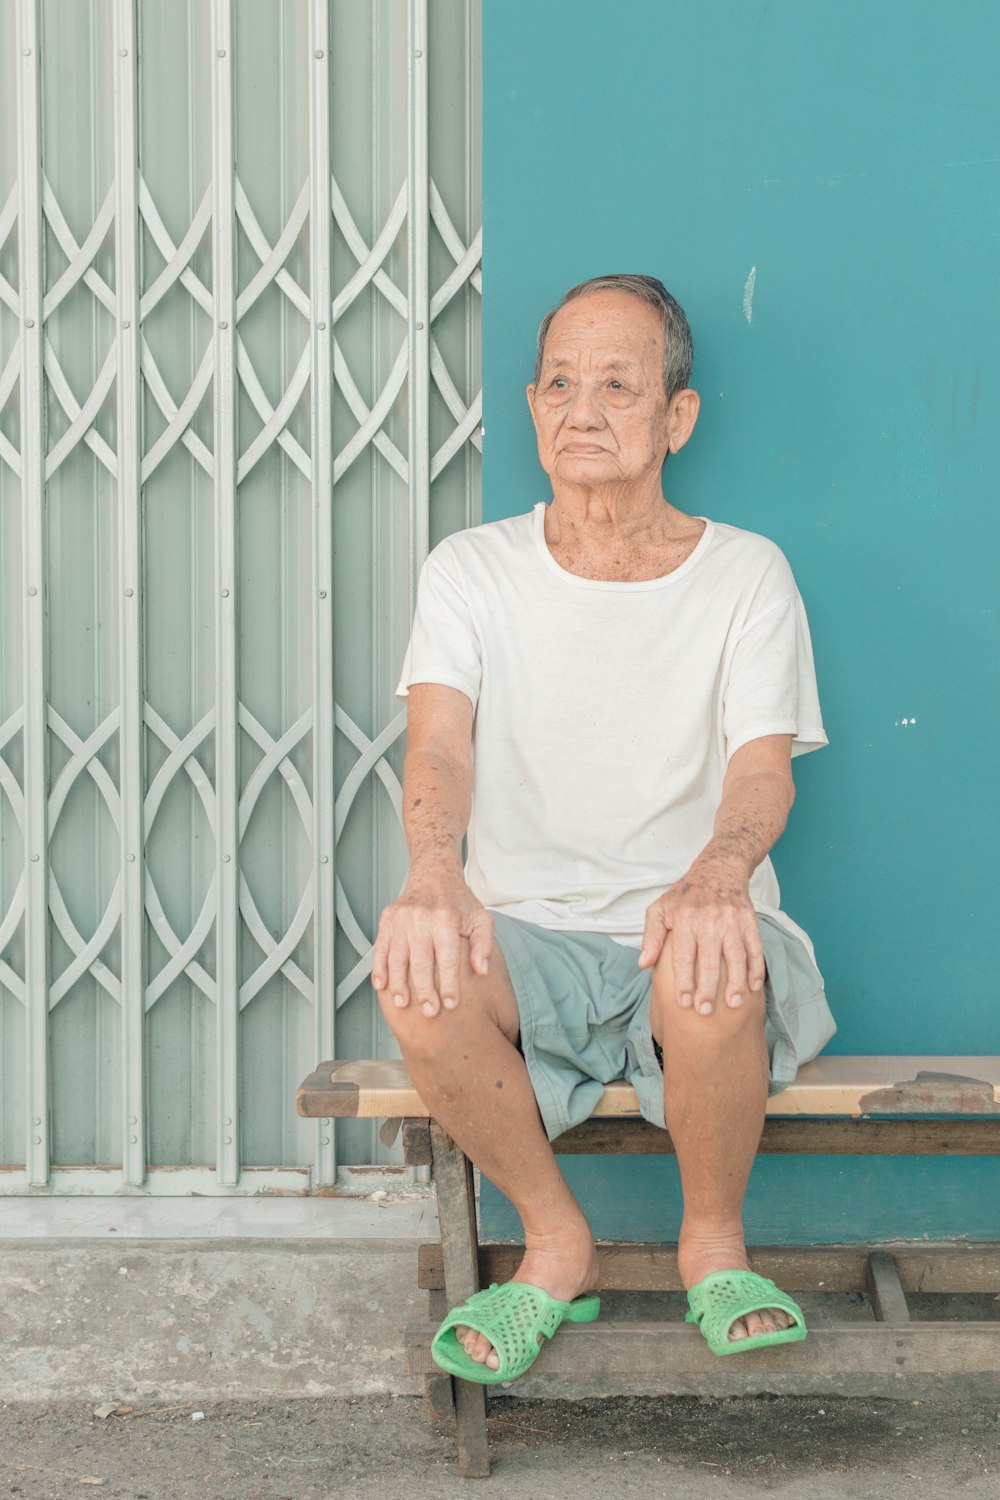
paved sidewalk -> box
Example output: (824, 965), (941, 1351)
(2, 1394), (997, 1499)
(0, 1199), (439, 1402)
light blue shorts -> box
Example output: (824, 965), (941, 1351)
(490, 911), (837, 1142)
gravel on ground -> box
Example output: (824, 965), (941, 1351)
(1, 1394), (998, 1500)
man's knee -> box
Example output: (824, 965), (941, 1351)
(375, 940), (519, 1055)
(650, 941), (765, 1040)
(376, 983), (451, 1059)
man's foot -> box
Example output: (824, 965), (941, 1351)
(456, 1236), (601, 1372)
(679, 1231), (794, 1343)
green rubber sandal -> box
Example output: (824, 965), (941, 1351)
(685, 1269), (807, 1356)
(431, 1280), (601, 1385)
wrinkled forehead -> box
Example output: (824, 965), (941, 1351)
(540, 291), (665, 372)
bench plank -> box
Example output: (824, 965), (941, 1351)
(551, 1117), (1000, 1155)
(417, 1242), (1000, 1295)
(296, 1056), (1000, 1120)
(407, 1320), (1000, 1379)
(296, 1058), (418, 1119)
(400, 1115), (1000, 1168)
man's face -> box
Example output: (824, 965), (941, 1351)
(527, 290), (697, 489)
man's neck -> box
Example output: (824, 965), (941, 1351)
(546, 474), (667, 534)
(543, 484), (705, 583)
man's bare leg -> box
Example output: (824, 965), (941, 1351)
(379, 941), (599, 1370)
(651, 938), (794, 1342)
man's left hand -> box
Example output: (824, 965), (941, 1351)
(638, 865), (766, 1015)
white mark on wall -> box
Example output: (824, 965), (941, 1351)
(743, 266), (757, 325)
(895, 717), (919, 728)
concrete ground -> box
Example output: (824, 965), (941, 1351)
(0, 1196), (439, 1403)
(1, 1393), (998, 1499)
(3, 1200), (998, 1496)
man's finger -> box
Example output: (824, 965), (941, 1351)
(721, 930), (749, 1009)
(639, 905), (669, 969)
(744, 919), (767, 992)
(434, 930), (462, 1010)
(692, 937), (722, 1015)
(371, 929), (389, 992)
(387, 940), (411, 1010)
(670, 928), (697, 1006)
(409, 939), (442, 1017)
(467, 912), (494, 976)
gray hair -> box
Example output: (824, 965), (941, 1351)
(532, 274), (693, 399)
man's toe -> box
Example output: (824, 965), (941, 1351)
(473, 1334), (495, 1364)
(458, 1326), (498, 1366)
(470, 1332), (499, 1368)
(728, 1307), (794, 1341)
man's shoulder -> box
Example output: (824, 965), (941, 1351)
(428, 509), (536, 573)
(704, 519), (797, 587)
(707, 518), (788, 562)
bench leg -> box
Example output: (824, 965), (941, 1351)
(423, 1371), (456, 1422)
(430, 1120), (490, 1478)
(867, 1250), (911, 1324)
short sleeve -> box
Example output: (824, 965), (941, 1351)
(723, 592), (827, 761)
(395, 544), (482, 707)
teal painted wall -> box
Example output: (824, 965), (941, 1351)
(480, 0), (1000, 1242)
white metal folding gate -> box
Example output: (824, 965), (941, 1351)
(0, 0), (482, 1193)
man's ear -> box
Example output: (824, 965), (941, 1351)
(667, 387), (700, 454)
(526, 383), (539, 431)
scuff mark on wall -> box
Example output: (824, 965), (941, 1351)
(743, 265), (757, 325)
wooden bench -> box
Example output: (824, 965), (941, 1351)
(297, 1055), (1000, 1477)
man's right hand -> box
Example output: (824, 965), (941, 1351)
(370, 879), (494, 1018)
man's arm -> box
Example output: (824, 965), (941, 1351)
(638, 734), (795, 1015)
(370, 682), (493, 1018)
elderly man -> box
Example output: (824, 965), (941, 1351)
(372, 274), (836, 1383)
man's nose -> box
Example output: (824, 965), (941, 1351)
(565, 386), (606, 428)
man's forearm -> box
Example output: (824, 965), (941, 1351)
(691, 768), (794, 884)
(372, 731), (490, 1011)
(402, 745), (473, 884)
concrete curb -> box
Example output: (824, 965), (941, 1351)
(1, 1238), (427, 1401)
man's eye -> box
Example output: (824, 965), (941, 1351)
(609, 379), (624, 390)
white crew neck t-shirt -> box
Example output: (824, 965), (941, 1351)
(397, 502), (827, 956)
